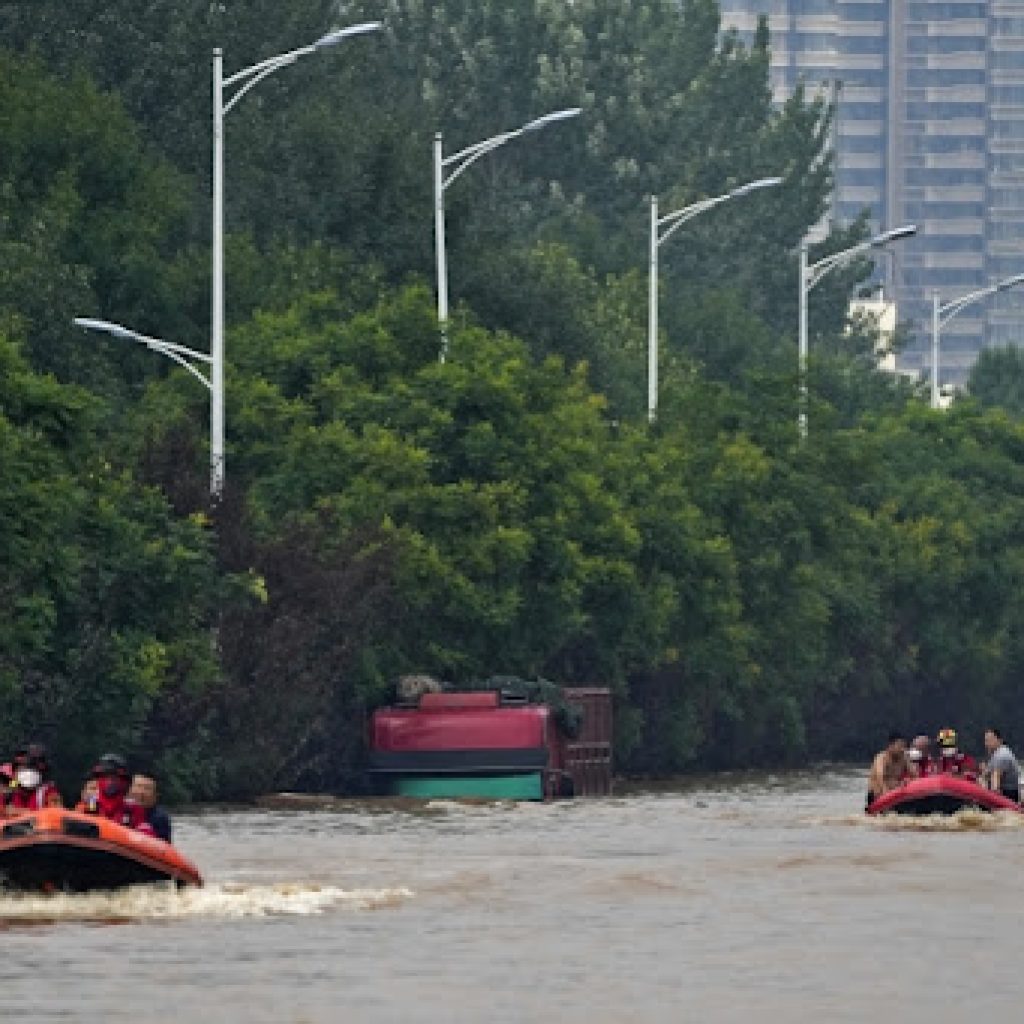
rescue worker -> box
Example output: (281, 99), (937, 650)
(866, 731), (910, 809)
(88, 754), (154, 835)
(935, 728), (977, 778)
(908, 735), (934, 777)
(4, 743), (62, 813)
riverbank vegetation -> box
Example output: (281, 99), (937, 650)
(4, 1), (1024, 799)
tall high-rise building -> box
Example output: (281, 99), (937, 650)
(719, 0), (1024, 383)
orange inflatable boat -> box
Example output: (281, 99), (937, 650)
(0, 807), (202, 891)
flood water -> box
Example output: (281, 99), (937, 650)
(4, 767), (1023, 1022)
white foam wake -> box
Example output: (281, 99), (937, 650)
(813, 807), (1024, 832)
(0, 882), (413, 923)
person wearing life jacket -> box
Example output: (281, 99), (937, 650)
(908, 735), (934, 777)
(935, 728), (977, 779)
(4, 743), (62, 813)
(88, 753), (154, 835)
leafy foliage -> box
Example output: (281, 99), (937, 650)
(0, 52), (194, 393)
(969, 346), (1024, 415)
(6, 4), (1024, 801)
(0, 336), (220, 792)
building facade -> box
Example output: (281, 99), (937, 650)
(719, 0), (1024, 384)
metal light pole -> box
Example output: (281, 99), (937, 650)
(798, 224), (917, 439)
(648, 195), (659, 423)
(930, 273), (1024, 409)
(433, 107), (581, 362)
(433, 132), (448, 356)
(798, 241), (809, 439)
(647, 178), (782, 422)
(212, 22), (381, 496)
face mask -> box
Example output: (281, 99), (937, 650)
(101, 779), (122, 799)
(16, 768), (41, 789)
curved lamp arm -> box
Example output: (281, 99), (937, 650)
(223, 22), (382, 115)
(441, 107), (581, 191)
(658, 176), (782, 248)
(939, 272), (1024, 328)
(806, 225), (917, 291)
(73, 317), (213, 391)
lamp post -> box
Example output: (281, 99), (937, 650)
(930, 273), (1024, 409)
(798, 224), (917, 439)
(212, 22), (381, 496)
(433, 107), (581, 362)
(647, 177), (782, 422)
(73, 317), (217, 477)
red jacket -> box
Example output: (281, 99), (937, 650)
(6, 781), (61, 811)
(95, 792), (154, 834)
(938, 751), (977, 779)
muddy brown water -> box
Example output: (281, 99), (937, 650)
(2, 768), (1022, 1023)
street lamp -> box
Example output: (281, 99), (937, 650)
(433, 107), (581, 361)
(647, 177), (782, 422)
(931, 273), (1024, 409)
(798, 224), (917, 438)
(73, 317), (217, 480)
(212, 22), (382, 495)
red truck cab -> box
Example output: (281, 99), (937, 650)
(368, 686), (612, 800)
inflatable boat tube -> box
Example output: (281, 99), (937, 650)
(0, 807), (202, 891)
(866, 775), (1022, 816)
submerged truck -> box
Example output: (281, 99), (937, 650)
(367, 681), (613, 800)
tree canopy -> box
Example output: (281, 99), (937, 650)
(4, 3), (1022, 798)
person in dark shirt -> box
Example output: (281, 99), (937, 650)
(128, 771), (173, 843)
(982, 728), (1021, 803)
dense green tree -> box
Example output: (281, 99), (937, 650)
(968, 345), (1024, 415)
(0, 50), (196, 396)
(1, 1), (861, 365)
(227, 286), (647, 682)
(11, 2), (1024, 795)
(0, 335), (221, 790)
